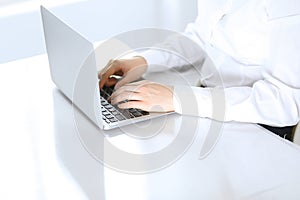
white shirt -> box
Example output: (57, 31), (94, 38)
(142, 0), (300, 126)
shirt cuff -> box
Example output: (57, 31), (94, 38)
(139, 50), (168, 73)
(172, 86), (214, 118)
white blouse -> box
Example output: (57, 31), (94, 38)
(142, 0), (300, 126)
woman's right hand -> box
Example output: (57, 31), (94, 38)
(98, 56), (148, 90)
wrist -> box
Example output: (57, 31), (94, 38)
(133, 56), (147, 66)
(130, 56), (148, 74)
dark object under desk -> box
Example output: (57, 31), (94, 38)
(259, 124), (295, 142)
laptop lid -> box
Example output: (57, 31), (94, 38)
(41, 6), (102, 128)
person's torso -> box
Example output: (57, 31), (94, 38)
(196, 0), (268, 87)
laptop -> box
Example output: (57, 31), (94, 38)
(41, 6), (171, 130)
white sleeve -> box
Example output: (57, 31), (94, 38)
(173, 13), (300, 127)
(140, 21), (207, 72)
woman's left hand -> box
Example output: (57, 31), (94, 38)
(110, 80), (174, 112)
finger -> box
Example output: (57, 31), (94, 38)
(99, 77), (118, 88)
(114, 72), (146, 89)
(110, 84), (142, 100)
(111, 91), (143, 105)
(118, 101), (147, 110)
(99, 63), (122, 89)
(114, 73), (134, 90)
(121, 80), (149, 86)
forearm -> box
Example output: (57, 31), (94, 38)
(173, 80), (300, 126)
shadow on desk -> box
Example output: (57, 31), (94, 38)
(52, 89), (105, 200)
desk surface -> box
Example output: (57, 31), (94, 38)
(1, 55), (300, 200)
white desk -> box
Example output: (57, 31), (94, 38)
(1, 55), (300, 200)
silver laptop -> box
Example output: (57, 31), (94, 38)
(41, 6), (170, 130)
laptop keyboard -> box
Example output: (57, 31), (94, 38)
(100, 86), (149, 124)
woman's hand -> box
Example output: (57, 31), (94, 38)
(98, 56), (148, 90)
(110, 80), (174, 113)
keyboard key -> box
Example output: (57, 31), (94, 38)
(140, 110), (149, 115)
(102, 111), (110, 116)
(104, 118), (110, 124)
(111, 111), (119, 115)
(106, 114), (114, 119)
(115, 114), (126, 121)
(105, 104), (112, 108)
(108, 107), (116, 112)
(108, 118), (118, 123)
(102, 102), (109, 106)
(119, 110), (131, 119)
(131, 111), (143, 117)
(104, 104), (112, 109)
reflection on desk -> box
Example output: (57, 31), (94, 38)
(53, 89), (105, 200)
